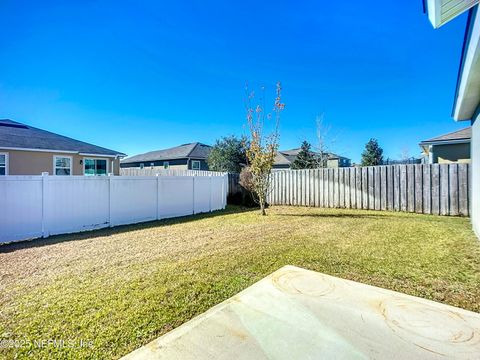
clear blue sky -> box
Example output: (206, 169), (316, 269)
(0, 1), (469, 162)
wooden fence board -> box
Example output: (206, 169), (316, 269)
(380, 166), (387, 211)
(415, 164), (423, 213)
(356, 167), (363, 209)
(368, 167), (374, 210)
(400, 166), (407, 212)
(350, 168), (356, 208)
(387, 166), (394, 211)
(394, 165), (400, 211)
(422, 165), (431, 214)
(374, 167), (381, 210)
(440, 165), (449, 216)
(361, 167), (368, 209)
(431, 165), (440, 215)
(407, 165), (415, 213)
(458, 163), (469, 216)
(449, 164), (459, 216)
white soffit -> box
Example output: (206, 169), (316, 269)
(454, 7), (480, 120)
(427, 0), (478, 28)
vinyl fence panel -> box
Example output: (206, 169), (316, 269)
(44, 176), (110, 236)
(0, 176), (43, 242)
(0, 173), (228, 244)
(268, 164), (470, 217)
(158, 177), (194, 219)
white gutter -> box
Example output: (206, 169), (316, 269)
(419, 139), (471, 146)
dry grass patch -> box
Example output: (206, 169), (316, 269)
(0, 206), (479, 359)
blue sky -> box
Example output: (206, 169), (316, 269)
(0, 1), (469, 162)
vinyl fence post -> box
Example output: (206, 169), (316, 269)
(209, 175), (212, 212)
(192, 176), (196, 215)
(41, 172), (48, 238)
(156, 174), (160, 220)
(108, 174), (113, 227)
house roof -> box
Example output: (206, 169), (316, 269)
(0, 119), (126, 157)
(121, 142), (212, 164)
(424, 0), (478, 29)
(274, 148), (349, 166)
(420, 127), (471, 145)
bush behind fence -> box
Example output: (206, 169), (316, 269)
(267, 164), (471, 216)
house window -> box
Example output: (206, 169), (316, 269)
(0, 153), (8, 175)
(191, 160), (200, 170)
(140, 163), (144, 169)
(54, 156), (72, 175)
(84, 158), (107, 176)
(163, 161), (169, 169)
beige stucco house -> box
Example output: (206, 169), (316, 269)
(420, 127), (471, 164)
(0, 119), (126, 176)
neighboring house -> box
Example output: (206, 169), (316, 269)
(273, 148), (351, 169)
(424, 2), (480, 238)
(0, 119), (126, 176)
(420, 127), (471, 164)
(121, 142), (211, 171)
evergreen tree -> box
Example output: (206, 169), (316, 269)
(291, 141), (318, 169)
(207, 136), (247, 173)
(361, 138), (384, 166)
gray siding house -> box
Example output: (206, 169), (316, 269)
(420, 127), (471, 164)
(425, 2), (480, 238)
(121, 142), (211, 171)
(273, 148), (351, 169)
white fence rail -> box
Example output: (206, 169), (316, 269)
(0, 174), (228, 244)
(120, 168), (226, 177)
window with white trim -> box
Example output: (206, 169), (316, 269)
(191, 160), (200, 170)
(84, 158), (107, 176)
(163, 161), (169, 169)
(54, 155), (72, 175)
(0, 153), (8, 175)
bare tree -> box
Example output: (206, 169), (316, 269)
(399, 146), (410, 161)
(314, 114), (335, 167)
(244, 82), (285, 215)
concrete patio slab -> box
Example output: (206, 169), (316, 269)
(122, 265), (480, 359)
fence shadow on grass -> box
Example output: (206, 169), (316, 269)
(0, 205), (255, 254)
(276, 212), (390, 219)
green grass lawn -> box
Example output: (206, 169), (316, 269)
(1, 206), (479, 359)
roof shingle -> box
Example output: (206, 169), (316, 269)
(0, 119), (126, 156)
(121, 142), (211, 163)
(420, 127), (471, 144)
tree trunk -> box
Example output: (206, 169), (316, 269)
(259, 200), (266, 215)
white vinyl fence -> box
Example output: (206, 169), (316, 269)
(120, 168), (227, 177)
(0, 174), (228, 244)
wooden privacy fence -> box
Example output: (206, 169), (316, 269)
(227, 173), (242, 197)
(267, 164), (471, 216)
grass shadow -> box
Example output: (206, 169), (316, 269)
(0, 205), (256, 254)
